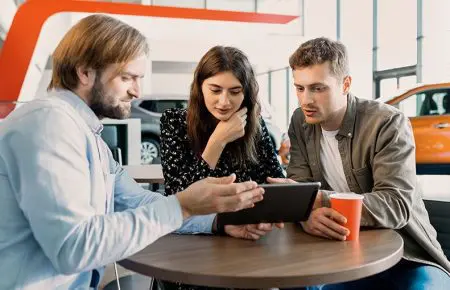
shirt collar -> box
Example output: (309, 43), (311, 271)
(50, 89), (103, 135)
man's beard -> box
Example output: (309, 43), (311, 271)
(89, 76), (130, 119)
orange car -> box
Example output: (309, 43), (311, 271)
(381, 83), (450, 173)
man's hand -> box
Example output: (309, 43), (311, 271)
(300, 207), (349, 241)
(176, 174), (264, 219)
(225, 223), (284, 240)
(266, 178), (346, 240)
(266, 177), (297, 184)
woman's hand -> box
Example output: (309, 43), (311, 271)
(225, 223), (284, 240)
(202, 107), (248, 169)
(211, 107), (248, 147)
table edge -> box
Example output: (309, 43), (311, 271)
(119, 235), (404, 288)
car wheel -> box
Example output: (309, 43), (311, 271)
(141, 138), (160, 165)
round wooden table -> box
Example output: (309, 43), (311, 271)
(119, 224), (403, 288)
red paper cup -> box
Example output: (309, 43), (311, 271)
(330, 193), (364, 241)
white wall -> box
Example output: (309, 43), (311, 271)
(422, 0), (450, 84)
(19, 13), (71, 101)
(9, 1), (450, 130)
(0, 0), (17, 33)
(341, 0), (373, 100)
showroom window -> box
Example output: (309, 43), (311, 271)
(396, 89), (450, 118)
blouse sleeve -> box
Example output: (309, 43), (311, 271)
(256, 119), (285, 181)
(160, 109), (218, 196)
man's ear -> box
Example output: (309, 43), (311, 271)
(76, 66), (95, 87)
(343, 75), (352, 95)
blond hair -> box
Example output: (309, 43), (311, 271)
(48, 14), (149, 90)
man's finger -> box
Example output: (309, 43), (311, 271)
(329, 209), (347, 225)
(219, 188), (264, 212)
(232, 181), (260, 194)
(250, 194), (264, 204)
(311, 227), (333, 240)
(316, 214), (348, 240)
(237, 187), (264, 202)
(319, 210), (349, 236)
(209, 174), (236, 185)
(232, 189), (265, 211)
(213, 181), (259, 197)
(266, 177), (297, 184)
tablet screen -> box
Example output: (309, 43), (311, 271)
(218, 182), (320, 225)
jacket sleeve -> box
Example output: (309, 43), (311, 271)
(359, 113), (415, 228)
(286, 109), (315, 182)
(160, 109), (218, 196)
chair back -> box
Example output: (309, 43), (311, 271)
(424, 199), (450, 259)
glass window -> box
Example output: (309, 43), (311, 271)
(396, 93), (424, 117)
(396, 89), (450, 117)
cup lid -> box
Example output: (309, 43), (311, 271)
(330, 193), (364, 200)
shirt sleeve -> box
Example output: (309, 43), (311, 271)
(105, 146), (166, 211)
(107, 150), (215, 234)
(256, 119), (285, 181)
(175, 214), (216, 235)
(4, 108), (183, 275)
(160, 109), (218, 196)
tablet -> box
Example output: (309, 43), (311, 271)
(218, 182), (321, 225)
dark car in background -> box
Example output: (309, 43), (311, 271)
(130, 95), (289, 165)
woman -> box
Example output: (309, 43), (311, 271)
(158, 46), (285, 289)
(161, 45), (284, 194)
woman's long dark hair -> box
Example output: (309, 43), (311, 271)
(187, 46), (261, 165)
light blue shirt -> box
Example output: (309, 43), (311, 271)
(0, 90), (215, 289)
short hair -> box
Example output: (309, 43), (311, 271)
(48, 14), (149, 91)
(289, 37), (349, 78)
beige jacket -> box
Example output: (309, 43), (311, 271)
(287, 93), (450, 275)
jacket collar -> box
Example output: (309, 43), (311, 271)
(337, 93), (356, 139)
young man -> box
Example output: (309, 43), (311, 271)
(271, 37), (450, 289)
(0, 15), (271, 289)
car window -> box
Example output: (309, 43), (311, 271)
(139, 100), (188, 113)
(395, 88), (450, 117)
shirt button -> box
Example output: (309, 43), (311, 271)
(348, 133), (352, 137)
